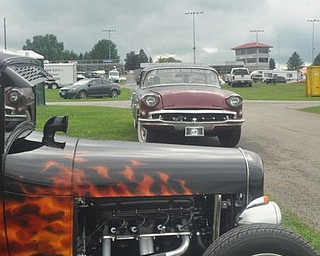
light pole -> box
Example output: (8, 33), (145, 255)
(3, 17), (7, 50)
(307, 19), (319, 64)
(102, 29), (116, 62)
(185, 11), (203, 64)
(250, 29), (264, 70)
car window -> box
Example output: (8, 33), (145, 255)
(232, 69), (249, 75)
(103, 80), (111, 84)
(143, 68), (220, 87)
(91, 80), (102, 86)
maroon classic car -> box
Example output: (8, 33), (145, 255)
(131, 64), (244, 147)
(0, 53), (318, 256)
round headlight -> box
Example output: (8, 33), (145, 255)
(227, 95), (242, 108)
(8, 89), (22, 103)
(142, 94), (159, 108)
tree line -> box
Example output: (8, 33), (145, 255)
(22, 34), (181, 71)
(22, 33), (317, 71)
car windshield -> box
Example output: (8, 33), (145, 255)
(143, 68), (220, 87)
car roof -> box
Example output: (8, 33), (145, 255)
(141, 63), (218, 73)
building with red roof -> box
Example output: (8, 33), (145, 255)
(231, 42), (273, 71)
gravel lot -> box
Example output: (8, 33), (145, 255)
(48, 98), (320, 231)
(240, 100), (320, 230)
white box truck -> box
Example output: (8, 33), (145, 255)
(44, 62), (77, 89)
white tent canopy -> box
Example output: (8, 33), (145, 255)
(1, 49), (44, 60)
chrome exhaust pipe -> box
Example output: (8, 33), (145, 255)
(151, 235), (190, 256)
(102, 235), (112, 256)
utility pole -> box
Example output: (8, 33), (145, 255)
(250, 29), (264, 70)
(102, 29), (116, 62)
(4, 17), (7, 50)
(307, 19), (319, 64)
(185, 11), (203, 64)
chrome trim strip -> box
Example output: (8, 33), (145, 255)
(138, 118), (244, 131)
(103, 231), (191, 240)
(213, 194), (222, 241)
(238, 147), (250, 205)
(148, 109), (238, 116)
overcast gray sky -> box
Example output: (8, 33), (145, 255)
(0, 0), (319, 67)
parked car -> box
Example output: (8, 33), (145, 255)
(265, 75), (287, 84)
(229, 67), (253, 87)
(131, 64), (244, 147)
(0, 54), (318, 256)
(59, 78), (121, 99)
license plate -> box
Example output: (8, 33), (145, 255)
(185, 126), (204, 137)
(61, 92), (65, 96)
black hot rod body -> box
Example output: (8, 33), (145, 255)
(0, 53), (317, 256)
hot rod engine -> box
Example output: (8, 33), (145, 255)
(75, 194), (244, 256)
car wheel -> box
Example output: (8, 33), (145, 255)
(218, 127), (241, 147)
(202, 224), (318, 256)
(110, 90), (119, 98)
(51, 83), (58, 90)
(78, 90), (88, 99)
(137, 120), (157, 142)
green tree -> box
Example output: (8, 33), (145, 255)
(139, 49), (148, 63)
(60, 49), (78, 61)
(89, 39), (119, 62)
(23, 34), (66, 61)
(124, 49), (151, 70)
(269, 58), (276, 69)
(313, 52), (320, 65)
(156, 56), (181, 63)
(286, 52), (304, 70)
(124, 51), (140, 70)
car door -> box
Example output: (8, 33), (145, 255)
(101, 79), (113, 96)
(87, 79), (104, 96)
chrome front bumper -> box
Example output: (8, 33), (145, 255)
(139, 109), (244, 132)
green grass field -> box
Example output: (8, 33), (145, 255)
(223, 82), (320, 101)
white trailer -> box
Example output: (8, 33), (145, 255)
(44, 62), (77, 88)
(250, 70), (304, 83)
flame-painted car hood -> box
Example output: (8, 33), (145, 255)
(147, 85), (236, 109)
(4, 131), (264, 198)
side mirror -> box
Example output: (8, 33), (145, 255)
(42, 115), (68, 148)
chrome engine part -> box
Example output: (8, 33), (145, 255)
(75, 195), (231, 256)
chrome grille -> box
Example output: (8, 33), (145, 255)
(151, 112), (235, 122)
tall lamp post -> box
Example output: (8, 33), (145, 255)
(307, 19), (319, 64)
(3, 17), (7, 50)
(102, 29), (116, 62)
(250, 29), (264, 70)
(185, 11), (203, 64)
